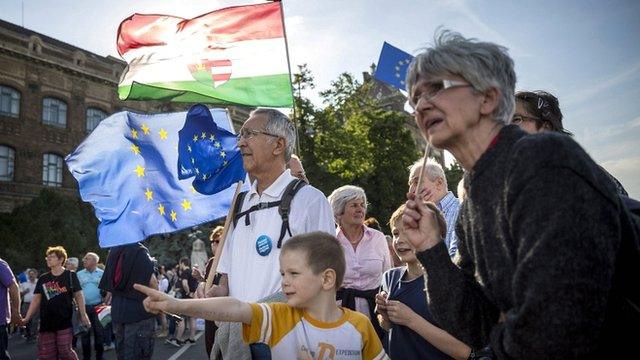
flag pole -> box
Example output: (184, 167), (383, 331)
(204, 180), (244, 293)
(414, 142), (432, 204)
(277, 0), (301, 156)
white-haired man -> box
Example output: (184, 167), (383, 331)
(78, 252), (104, 360)
(210, 108), (334, 359)
(408, 159), (460, 257)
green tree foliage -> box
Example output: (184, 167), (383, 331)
(444, 160), (465, 197)
(293, 66), (420, 231)
(0, 189), (102, 273)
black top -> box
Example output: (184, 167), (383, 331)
(416, 125), (635, 358)
(99, 243), (155, 324)
(34, 270), (81, 332)
(179, 270), (198, 297)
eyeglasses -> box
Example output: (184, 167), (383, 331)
(236, 128), (279, 141)
(410, 79), (473, 109)
(511, 114), (540, 124)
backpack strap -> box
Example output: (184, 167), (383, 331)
(276, 179), (307, 248)
(231, 179), (307, 248)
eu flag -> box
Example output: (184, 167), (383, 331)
(65, 105), (247, 248)
(373, 42), (414, 91)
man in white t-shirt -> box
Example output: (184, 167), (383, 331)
(19, 269), (38, 342)
(210, 108), (335, 360)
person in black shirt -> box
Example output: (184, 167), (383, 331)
(99, 243), (157, 360)
(22, 246), (91, 360)
(174, 257), (197, 344)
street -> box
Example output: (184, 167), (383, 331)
(6, 330), (209, 360)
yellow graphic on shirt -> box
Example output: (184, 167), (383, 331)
(317, 342), (336, 359)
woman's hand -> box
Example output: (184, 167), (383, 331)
(81, 313), (91, 328)
(386, 300), (418, 327)
(402, 192), (443, 252)
(134, 283), (176, 314)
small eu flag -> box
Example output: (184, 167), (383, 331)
(65, 104), (247, 248)
(373, 42), (414, 91)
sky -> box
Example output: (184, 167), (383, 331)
(2, 0), (639, 197)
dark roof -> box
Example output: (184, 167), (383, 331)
(0, 18), (124, 65)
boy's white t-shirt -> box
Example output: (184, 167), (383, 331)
(243, 303), (388, 360)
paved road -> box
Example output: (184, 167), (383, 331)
(6, 330), (210, 360)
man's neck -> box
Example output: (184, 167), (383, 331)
(255, 165), (286, 195)
(86, 267), (96, 273)
(304, 291), (343, 323)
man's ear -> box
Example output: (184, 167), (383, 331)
(322, 269), (337, 290)
(479, 87), (501, 116)
(436, 177), (445, 192)
(272, 137), (287, 157)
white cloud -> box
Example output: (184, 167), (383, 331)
(564, 61), (640, 106)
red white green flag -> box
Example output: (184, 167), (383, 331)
(117, 2), (293, 107)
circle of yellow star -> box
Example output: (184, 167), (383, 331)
(141, 123), (150, 135)
(134, 165), (145, 177)
(192, 134), (198, 142)
(131, 129), (138, 139)
(170, 209), (177, 222)
(181, 199), (192, 211)
(130, 144), (140, 155)
(159, 128), (168, 140)
(157, 203), (165, 215)
(201, 132), (206, 139)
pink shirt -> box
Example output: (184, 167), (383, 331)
(336, 225), (391, 318)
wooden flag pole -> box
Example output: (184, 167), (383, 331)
(204, 180), (244, 293)
(414, 142), (432, 203)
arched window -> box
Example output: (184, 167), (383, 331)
(0, 145), (15, 181)
(86, 108), (107, 133)
(42, 153), (63, 187)
(0, 86), (20, 118)
(42, 97), (67, 127)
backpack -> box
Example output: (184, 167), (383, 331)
(232, 178), (307, 248)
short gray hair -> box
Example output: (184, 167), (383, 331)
(408, 158), (448, 190)
(406, 29), (516, 125)
(327, 185), (367, 221)
(85, 252), (99, 262)
(250, 108), (296, 161)
(66, 257), (79, 267)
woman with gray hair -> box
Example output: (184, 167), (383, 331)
(327, 185), (391, 339)
(401, 30), (635, 358)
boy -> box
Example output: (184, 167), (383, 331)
(376, 204), (470, 360)
(135, 231), (388, 360)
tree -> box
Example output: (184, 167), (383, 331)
(444, 160), (465, 197)
(0, 189), (102, 273)
(292, 67), (420, 231)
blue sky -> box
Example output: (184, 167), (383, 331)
(2, 0), (639, 197)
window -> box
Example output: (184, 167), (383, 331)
(42, 153), (62, 187)
(0, 146), (15, 181)
(0, 86), (20, 118)
(86, 108), (107, 132)
(42, 98), (67, 127)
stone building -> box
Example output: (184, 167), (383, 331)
(0, 19), (249, 212)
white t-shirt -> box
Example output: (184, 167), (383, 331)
(20, 280), (37, 303)
(158, 277), (169, 294)
(218, 170), (335, 302)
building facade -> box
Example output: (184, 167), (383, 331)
(0, 19), (249, 212)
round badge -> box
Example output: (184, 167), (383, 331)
(255, 235), (273, 257)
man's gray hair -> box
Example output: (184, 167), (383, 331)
(250, 108), (296, 161)
(66, 257), (79, 267)
(406, 29), (516, 125)
(327, 185), (367, 222)
(409, 158), (448, 190)
(85, 252), (100, 262)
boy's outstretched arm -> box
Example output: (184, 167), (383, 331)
(134, 283), (252, 324)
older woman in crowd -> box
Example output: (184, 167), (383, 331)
(401, 30), (634, 358)
(512, 90), (628, 196)
(328, 185), (391, 338)
(22, 246), (91, 360)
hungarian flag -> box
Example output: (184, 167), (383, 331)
(95, 305), (112, 327)
(117, 2), (293, 107)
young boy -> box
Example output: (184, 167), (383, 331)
(135, 231), (388, 360)
(375, 204), (470, 360)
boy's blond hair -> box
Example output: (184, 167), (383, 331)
(281, 231), (345, 289)
(388, 203), (447, 239)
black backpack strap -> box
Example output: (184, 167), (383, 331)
(232, 191), (248, 228)
(277, 179), (307, 248)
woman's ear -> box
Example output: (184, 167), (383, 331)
(479, 87), (501, 116)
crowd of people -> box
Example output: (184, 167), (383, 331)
(2, 29), (638, 360)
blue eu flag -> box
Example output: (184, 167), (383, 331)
(65, 104), (247, 248)
(373, 42), (414, 91)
